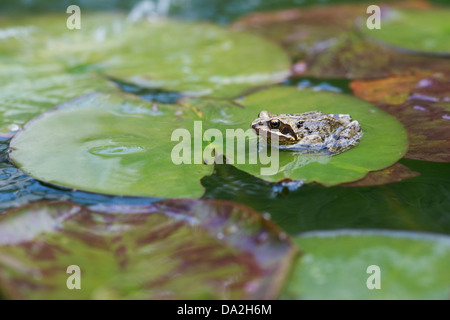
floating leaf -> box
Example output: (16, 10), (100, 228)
(1, 14), (291, 99)
(361, 8), (450, 56)
(282, 230), (450, 300)
(232, 3), (450, 79)
(340, 162), (420, 187)
(192, 87), (408, 186)
(202, 159), (450, 235)
(9, 92), (212, 198)
(351, 72), (450, 162)
(0, 200), (296, 299)
(0, 62), (113, 133)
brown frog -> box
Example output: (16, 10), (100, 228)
(251, 110), (362, 155)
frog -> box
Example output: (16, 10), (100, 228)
(251, 110), (362, 155)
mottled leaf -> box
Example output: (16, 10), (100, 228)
(282, 230), (450, 300)
(231, 2), (450, 79)
(351, 72), (450, 162)
(0, 200), (296, 299)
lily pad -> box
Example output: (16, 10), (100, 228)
(282, 230), (450, 300)
(1, 14), (291, 99)
(351, 72), (450, 162)
(9, 92), (212, 198)
(192, 87), (408, 185)
(361, 8), (450, 56)
(0, 200), (296, 299)
(0, 62), (113, 133)
(232, 4), (450, 79)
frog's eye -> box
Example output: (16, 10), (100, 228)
(269, 119), (281, 129)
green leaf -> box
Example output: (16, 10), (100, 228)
(9, 92), (212, 198)
(362, 8), (450, 56)
(0, 62), (112, 133)
(193, 87), (408, 185)
(0, 200), (296, 300)
(282, 230), (450, 300)
(1, 14), (291, 99)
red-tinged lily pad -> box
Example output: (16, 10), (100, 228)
(231, 3), (450, 79)
(351, 72), (450, 162)
(340, 162), (420, 187)
(0, 200), (296, 300)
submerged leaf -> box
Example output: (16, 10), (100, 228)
(0, 200), (296, 299)
(282, 230), (450, 300)
(351, 72), (450, 162)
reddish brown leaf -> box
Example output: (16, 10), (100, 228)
(351, 72), (450, 162)
(340, 162), (420, 187)
(0, 200), (297, 300)
(231, 2), (450, 79)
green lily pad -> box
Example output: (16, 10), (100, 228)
(361, 8), (450, 56)
(9, 92), (212, 198)
(351, 72), (450, 162)
(232, 4), (450, 79)
(1, 13), (291, 98)
(282, 230), (450, 300)
(0, 200), (296, 299)
(0, 62), (112, 133)
(192, 87), (408, 185)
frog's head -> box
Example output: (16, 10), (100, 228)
(251, 111), (299, 145)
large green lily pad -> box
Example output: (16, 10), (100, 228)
(1, 13), (291, 99)
(9, 92), (212, 198)
(193, 87), (408, 185)
(0, 200), (296, 299)
(282, 231), (450, 300)
(361, 8), (450, 56)
(231, 3), (450, 79)
(0, 62), (112, 133)
(351, 72), (450, 162)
